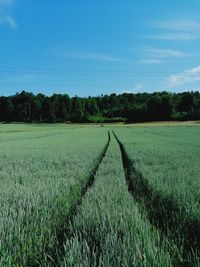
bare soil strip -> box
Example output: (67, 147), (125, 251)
(113, 131), (200, 267)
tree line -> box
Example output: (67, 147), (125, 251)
(0, 90), (200, 123)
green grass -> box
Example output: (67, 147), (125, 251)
(88, 115), (127, 123)
(0, 124), (108, 266)
(0, 123), (199, 266)
(114, 126), (200, 265)
(61, 137), (173, 267)
(114, 126), (200, 219)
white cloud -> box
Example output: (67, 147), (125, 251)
(146, 20), (200, 41)
(119, 83), (144, 94)
(140, 47), (185, 64)
(0, 0), (14, 5)
(133, 83), (143, 90)
(146, 33), (198, 41)
(166, 66), (200, 86)
(0, 15), (17, 28)
(140, 59), (161, 64)
(0, 0), (15, 7)
(145, 47), (185, 58)
(0, 0), (16, 28)
(151, 20), (200, 32)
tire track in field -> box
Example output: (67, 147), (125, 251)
(36, 131), (111, 267)
(113, 131), (200, 267)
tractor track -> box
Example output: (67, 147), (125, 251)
(31, 131), (111, 267)
(113, 131), (200, 267)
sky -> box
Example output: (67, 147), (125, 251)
(0, 0), (200, 97)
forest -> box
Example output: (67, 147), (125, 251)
(0, 90), (200, 123)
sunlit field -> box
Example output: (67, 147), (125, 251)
(0, 123), (199, 266)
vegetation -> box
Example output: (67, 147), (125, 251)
(0, 123), (199, 266)
(0, 125), (108, 266)
(61, 137), (173, 267)
(0, 90), (200, 123)
(114, 126), (200, 266)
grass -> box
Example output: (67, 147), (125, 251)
(0, 124), (108, 266)
(114, 126), (200, 266)
(114, 126), (200, 219)
(88, 115), (127, 123)
(0, 123), (199, 266)
(124, 121), (200, 126)
(61, 137), (173, 267)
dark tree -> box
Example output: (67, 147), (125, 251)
(0, 90), (199, 123)
(0, 97), (14, 121)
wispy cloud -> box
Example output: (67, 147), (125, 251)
(145, 20), (200, 41)
(166, 66), (200, 86)
(140, 59), (161, 64)
(145, 47), (185, 58)
(151, 20), (200, 32)
(0, 0), (17, 28)
(146, 33), (198, 41)
(121, 83), (144, 94)
(0, 0), (14, 5)
(0, 15), (16, 28)
(133, 83), (143, 90)
(140, 47), (185, 64)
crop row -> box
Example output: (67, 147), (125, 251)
(113, 129), (200, 266)
(0, 127), (108, 266)
(1, 124), (199, 266)
(60, 137), (173, 267)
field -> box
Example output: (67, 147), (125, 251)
(0, 123), (199, 266)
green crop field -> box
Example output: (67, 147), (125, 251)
(0, 123), (199, 267)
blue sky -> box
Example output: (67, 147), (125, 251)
(0, 0), (200, 96)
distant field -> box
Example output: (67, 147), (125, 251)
(74, 120), (200, 127)
(125, 120), (200, 126)
(0, 123), (199, 266)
